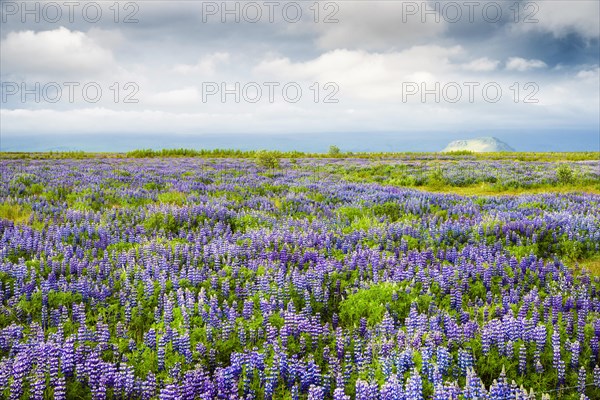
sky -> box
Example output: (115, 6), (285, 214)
(0, 0), (599, 152)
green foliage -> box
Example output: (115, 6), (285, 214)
(268, 313), (285, 328)
(27, 183), (45, 195)
(329, 145), (341, 156)
(556, 164), (575, 185)
(345, 215), (381, 233)
(517, 201), (548, 211)
(255, 150), (281, 170)
(337, 206), (366, 221)
(371, 201), (402, 221)
(468, 280), (487, 300)
(230, 214), (268, 233)
(339, 283), (401, 326)
(10, 173), (38, 187)
(0, 203), (31, 224)
(559, 239), (585, 261)
(143, 182), (165, 191)
(105, 242), (139, 254)
(506, 234), (595, 262)
(127, 148), (253, 158)
(3, 150), (600, 163)
(157, 191), (186, 205)
(43, 185), (72, 202)
(427, 167), (446, 188)
(144, 213), (178, 233)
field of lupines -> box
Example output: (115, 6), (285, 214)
(1, 156), (600, 399)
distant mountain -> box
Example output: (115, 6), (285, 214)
(442, 137), (515, 152)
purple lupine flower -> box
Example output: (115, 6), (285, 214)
(535, 360), (544, 373)
(552, 331), (561, 370)
(355, 379), (370, 400)
(333, 387), (350, 400)
(142, 372), (157, 400)
(464, 368), (486, 400)
(458, 349), (474, 376)
(307, 385), (325, 400)
(30, 366), (45, 400)
(405, 368), (423, 400)
(144, 328), (157, 350)
(436, 346), (451, 376)
(10, 352), (29, 400)
(579, 366), (587, 394)
(159, 383), (179, 400)
(558, 360), (566, 386)
(158, 335), (166, 371)
(518, 343), (527, 375)
(381, 375), (403, 400)
(572, 341), (581, 369)
(54, 376), (66, 400)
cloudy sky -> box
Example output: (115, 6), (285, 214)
(0, 0), (599, 151)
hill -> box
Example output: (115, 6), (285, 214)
(442, 137), (515, 152)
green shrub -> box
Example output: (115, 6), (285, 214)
(43, 186), (71, 202)
(427, 168), (446, 188)
(337, 206), (366, 221)
(144, 213), (178, 233)
(143, 182), (164, 191)
(339, 283), (400, 326)
(231, 214), (267, 233)
(255, 150), (281, 170)
(27, 183), (45, 195)
(371, 202), (402, 221)
(556, 164), (575, 184)
(10, 173), (38, 187)
(329, 145), (341, 156)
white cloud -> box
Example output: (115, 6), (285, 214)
(0, 27), (115, 78)
(462, 57), (500, 72)
(2, 61), (598, 138)
(577, 67), (600, 80)
(313, 1), (446, 51)
(147, 87), (200, 106)
(254, 46), (464, 100)
(514, 1), (600, 39)
(86, 28), (126, 50)
(172, 53), (230, 75)
(506, 57), (547, 71)
(0, 106), (362, 135)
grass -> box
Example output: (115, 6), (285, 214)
(0, 203), (32, 224)
(157, 191), (187, 205)
(414, 183), (600, 196)
(1, 150), (599, 162)
(578, 256), (600, 276)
